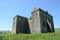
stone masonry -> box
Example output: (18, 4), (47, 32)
(12, 7), (55, 34)
(12, 15), (30, 34)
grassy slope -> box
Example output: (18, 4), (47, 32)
(55, 28), (60, 33)
(0, 28), (60, 40)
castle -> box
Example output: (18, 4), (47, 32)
(12, 7), (55, 34)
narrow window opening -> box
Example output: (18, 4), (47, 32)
(36, 13), (37, 14)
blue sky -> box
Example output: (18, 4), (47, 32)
(0, 0), (60, 31)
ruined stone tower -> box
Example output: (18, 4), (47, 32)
(12, 15), (30, 34)
(12, 7), (55, 34)
(29, 7), (55, 34)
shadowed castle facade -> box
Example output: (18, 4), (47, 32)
(12, 7), (55, 34)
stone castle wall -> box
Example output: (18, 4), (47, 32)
(12, 8), (55, 34)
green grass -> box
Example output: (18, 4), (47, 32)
(0, 28), (60, 40)
(55, 28), (60, 33)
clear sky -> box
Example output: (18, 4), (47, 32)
(0, 0), (60, 31)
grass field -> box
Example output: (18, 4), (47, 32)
(0, 28), (60, 40)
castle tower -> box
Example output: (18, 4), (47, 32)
(29, 7), (55, 34)
(12, 7), (55, 34)
(12, 15), (30, 34)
